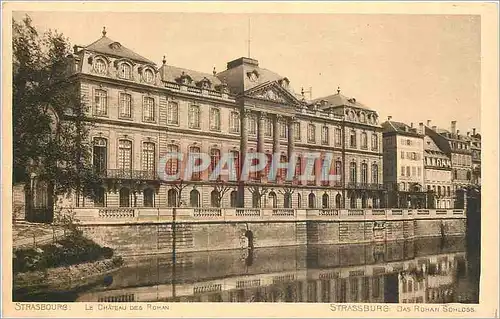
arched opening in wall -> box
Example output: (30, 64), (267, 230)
(143, 188), (154, 207)
(297, 193), (302, 208)
(335, 194), (342, 208)
(230, 191), (238, 207)
(210, 190), (220, 207)
(284, 193), (292, 208)
(322, 193), (329, 208)
(268, 191), (277, 208)
(190, 189), (200, 207)
(252, 192), (260, 208)
(32, 179), (54, 222)
(119, 188), (130, 207)
(94, 187), (106, 207)
(437, 186), (442, 196)
(361, 194), (367, 208)
(373, 195), (379, 208)
(350, 195), (357, 208)
(167, 188), (178, 207)
(308, 193), (316, 208)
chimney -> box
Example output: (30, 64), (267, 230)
(410, 122), (414, 128)
(457, 130), (460, 136)
(473, 128), (476, 135)
(432, 125), (437, 131)
(227, 57), (259, 69)
(419, 122), (424, 134)
(388, 116), (392, 121)
(427, 120), (431, 126)
(467, 131), (470, 137)
(451, 121), (457, 134)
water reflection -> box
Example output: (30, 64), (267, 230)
(16, 236), (479, 303)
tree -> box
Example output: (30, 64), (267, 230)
(211, 180), (233, 207)
(278, 186), (294, 208)
(12, 15), (101, 200)
(248, 185), (269, 208)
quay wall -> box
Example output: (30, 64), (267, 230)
(75, 208), (467, 255)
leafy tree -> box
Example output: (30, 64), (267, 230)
(12, 15), (101, 200)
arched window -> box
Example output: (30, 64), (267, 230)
(190, 189), (200, 207)
(350, 130), (357, 148)
(335, 194), (342, 208)
(372, 164), (379, 184)
(308, 193), (316, 208)
(350, 195), (357, 208)
(361, 163), (368, 184)
(189, 146), (202, 181)
(361, 194), (367, 208)
(119, 63), (132, 79)
(210, 190), (219, 207)
(167, 188), (178, 207)
(252, 192), (260, 208)
(94, 58), (107, 74)
(268, 191), (277, 208)
(94, 187), (106, 207)
(373, 195), (379, 208)
(297, 193), (302, 208)
(143, 69), (154, 83)
(93, 137), (107, 174)
(284, 193), (292, 208)
(322, 193), (329, 208)
(361, 132), (368, 149)
(119, 188), (130, 207)
(350, 162), (357, 184)
(230, 191), (238, 207)
(143, 188), (154, 207)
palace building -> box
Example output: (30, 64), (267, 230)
(57, 29), (385, 212)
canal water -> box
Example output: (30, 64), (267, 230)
(14, 235), (479, 303)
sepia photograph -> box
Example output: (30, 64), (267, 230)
(2, 2), (498, 318)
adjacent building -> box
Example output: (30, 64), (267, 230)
(382, 118), (427, 208)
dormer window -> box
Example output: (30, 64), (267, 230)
(94, 58), (107, 74)
(119, 63), (132, 79)
(247, 70), (259, 82)
(143, 69), (154, 83)
(109, 42), (122, 50)
(279, 78), (290, 89)
(177, 72), (193, 85)
(197, 77), (212, 90)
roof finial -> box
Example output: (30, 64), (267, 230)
(102, 26), (107, 37)
(213, 67), (217, 76)
(301, 87), (305, 97)
(162, 55), (166, 65)
(337, 86), (341, 94)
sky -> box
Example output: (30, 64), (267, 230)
(13, 11), (481, 133)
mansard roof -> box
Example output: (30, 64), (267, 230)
(84, 35), (155, 64)
(382, 120), (423, 138)
(159, 64), (222, 87)
(312, 92), (373, 111)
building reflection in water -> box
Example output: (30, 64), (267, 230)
(59, 237), (477, 303)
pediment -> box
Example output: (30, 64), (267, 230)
(244, 81), (300, 106)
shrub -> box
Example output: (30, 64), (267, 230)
(13, 232), (117, 274)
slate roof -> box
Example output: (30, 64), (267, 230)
(382, 120), (423, 137)
(312, 93), (373, 111)
(159, 64), (222, 86)
(85, 35), (155, 64)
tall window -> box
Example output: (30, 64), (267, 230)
(248, 115), (257, 135)
(167, 189), (178, 207)
(360, 163), (368, 184)
(229, 111), (240, 133)
(230, 150), (240, 180)
(189, 146), (201, 180)
(335, 161), (342, 184)
(279, 120), (287, 138)
(144, 69), (154, 83)
(94, 58), (107, 74)
(93, 138), (107, 173)
(190, 189), (200, 207)
(119, 188), (130, 207)
(268, 191), (277, 208)
(167, 101), (179, 125)
(118, 140), (132, 171)
(334, 128), (342, 146)
(188, 104), (200, 129)
(350, 162), (357, 183)
(94, 89), (107, 116)
(265, 117), (272, 136)
(321, 126), (329, 145)
(119, 63), (132, 79)
(143, 188), (154, 207)
(406, 166), (411, 177)
(230, 191), (238, 207)
(322, 193), (329, 208)
(350, 130), (357, 148)
(308, 124), (316, 143)
(372, 164), (379, 184)
(165, 144), (179, 176)
(297, 193), (302, 208)
(210, 149), (221, 176)
(308, 193), (316, 208)
(295, 156), (302, 183)
(142, 142), (155, 172)
(210, 108), (221, 131)
(211, 190), (220, 207)
(284, 193), (292, 208)
(94, 187), (106, 207)
(119, 93), (132, 118)
(143, 97), (155, 122)
(371, 134), (378, 150)
(278, 154), (287, 180)
(361, 132), (368, 149)
(293, 122), (301, 141)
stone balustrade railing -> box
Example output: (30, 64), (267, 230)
(70, 207), (467, 225)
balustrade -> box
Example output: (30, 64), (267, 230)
(271, 208), (295, 216)
(98, 208), (135, 218)
(319, 209), (339, 216)
(235, 208), (261, 216)
(193, 208), (222, 217)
